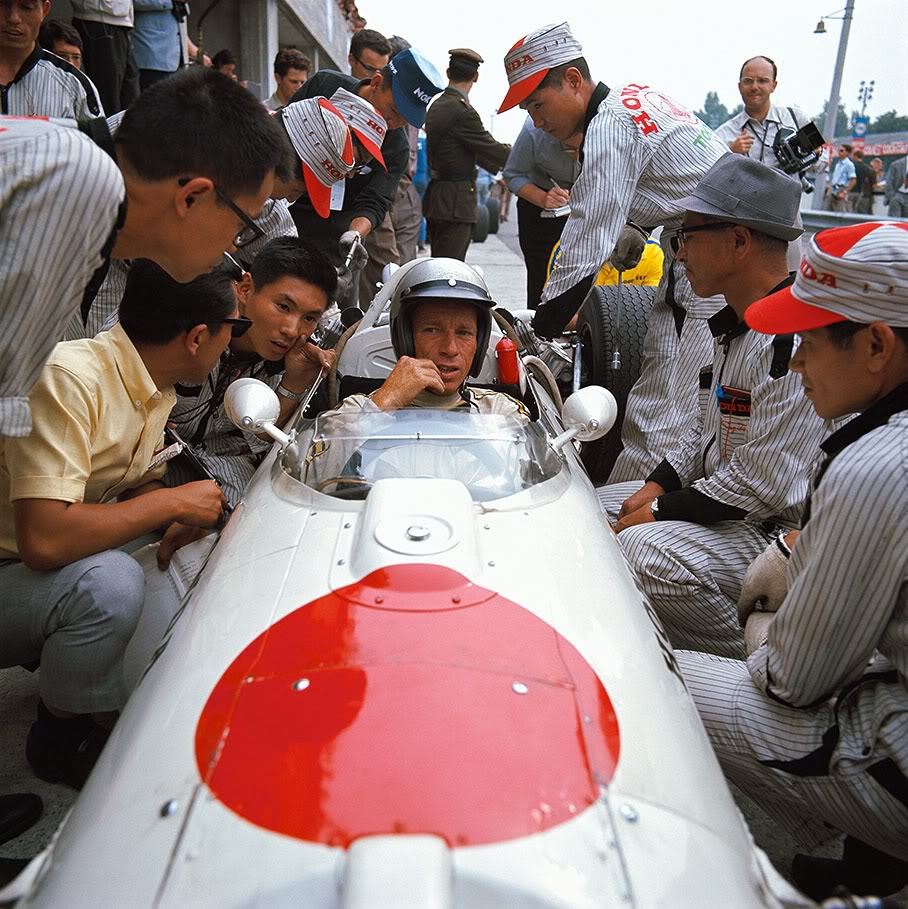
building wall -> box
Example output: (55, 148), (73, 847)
(50, 0), (352, 103)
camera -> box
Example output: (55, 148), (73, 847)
(773, 121), (825, 192)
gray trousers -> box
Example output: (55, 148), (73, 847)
(0, 550), (145, 714)
(391, 177), (422, 266)
(598, 481), (770, 658)
(678, 651), (908, 860)
(889, 195), (908, 218)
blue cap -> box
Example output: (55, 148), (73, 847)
(386, 48), (443, 128)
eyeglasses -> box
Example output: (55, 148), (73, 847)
(669, 222), (737, 255)
(352, 53), (381, 75)
(214, 185), (266, 248)
(220, 316), (253, 338)
(740, 77), (773, 87)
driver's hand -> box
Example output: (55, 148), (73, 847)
(370, 357), (445, 410)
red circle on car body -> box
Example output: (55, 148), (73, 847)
(195, 564), (620, 847)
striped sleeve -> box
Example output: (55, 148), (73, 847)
(747, 423), (908, 706)
(0, 122), (124, 436)
(540, 108), (645, 304)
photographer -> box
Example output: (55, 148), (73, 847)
(716, 56), (817, 268)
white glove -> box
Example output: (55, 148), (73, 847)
(607, 224), (646, 272)
(744, 611), (774, 656)
(338, 230), (367, 270)
(736, 537), (790, 627)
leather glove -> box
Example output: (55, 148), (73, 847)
(744, 611), (774, 656)
(338, 230), (368, 271)
(607, 223), (646, 272)
(736, 536), (790, 627)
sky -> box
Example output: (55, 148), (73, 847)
(365, 0), (908, 143)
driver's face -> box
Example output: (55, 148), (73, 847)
(412, 301), (478, 394)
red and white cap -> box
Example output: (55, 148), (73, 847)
(498, 22), (583, 113)
(280, 97), (354, 218)
(747, 222), (908, 334)
(328, 87), (387, 171)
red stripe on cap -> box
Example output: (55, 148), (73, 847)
(302, 164), (332, 218)
(195, 564), (620, 848)
(815, 221), (889, 257)
(498, 68), (549, 113)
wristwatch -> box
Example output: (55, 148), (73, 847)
(650, 498), (660, 518)
(276, 383), (305, 402)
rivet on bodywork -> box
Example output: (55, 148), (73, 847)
(337, 558), (346, 566)
(292, 678), (310, 691)
(451, 595), (461, 604)
(512, 681), (529, 695)
(488, 560), (496, 567)
(374, 595), (384, 604)
(620, 804), (639, 822)
(160, 800), (178, 818)
(343, 522), (352, 529)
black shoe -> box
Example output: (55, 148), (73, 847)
(793, 837), (908, 900)
(26, 705), (110, 791)
(0, 794), (43, 846)
(0, 857), (31, 888)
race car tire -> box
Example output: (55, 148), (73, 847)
(472, 204), (489, 243)
(486, 197), (500, 234)
(576, 283), (655, 483)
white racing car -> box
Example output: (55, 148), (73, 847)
(9, 260), (812, 908)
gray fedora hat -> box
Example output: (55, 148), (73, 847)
(677, 154), (803, 241)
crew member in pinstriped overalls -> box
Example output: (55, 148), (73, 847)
(679, 221), (908, 900)
(598, 156), (832, 660)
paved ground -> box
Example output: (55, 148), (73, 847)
(2, 219), (905, 905)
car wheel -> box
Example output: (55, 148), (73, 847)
(576, 283), (655, 483)
(472, 204), (489, 243)
(486, 197), (500, 234)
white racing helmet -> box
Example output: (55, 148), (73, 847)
(389, 258), (496, 377)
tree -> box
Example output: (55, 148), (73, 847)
(815, 100), (850, 138)
(694, 92), (742, 129)
(869, 110), (908, 134)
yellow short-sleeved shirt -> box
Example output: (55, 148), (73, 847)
(545, 237), (665, 288)
(0, 323), (176, 559)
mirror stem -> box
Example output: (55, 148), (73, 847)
(551, 426), (582, 453)
(241, 417), (291, 448)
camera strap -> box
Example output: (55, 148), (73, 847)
(745, 118), (771, 163)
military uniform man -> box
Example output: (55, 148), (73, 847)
(424, 48), (511, 260)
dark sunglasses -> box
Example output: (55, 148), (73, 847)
(669, 222), (736, 255)
(221, 316), (253, 338)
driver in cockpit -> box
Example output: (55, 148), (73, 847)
(334, 258), (529, 418)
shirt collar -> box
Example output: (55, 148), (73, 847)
(447, 86), (470, 101)
(579, 82), (610, 165)
(820, 381), (908, 459)
(708, 275), (794, 342)
(3, 43), (42, 87)
(109, 323), (170, 407)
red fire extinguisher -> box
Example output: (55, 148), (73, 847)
(495, 336), (519, 385)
